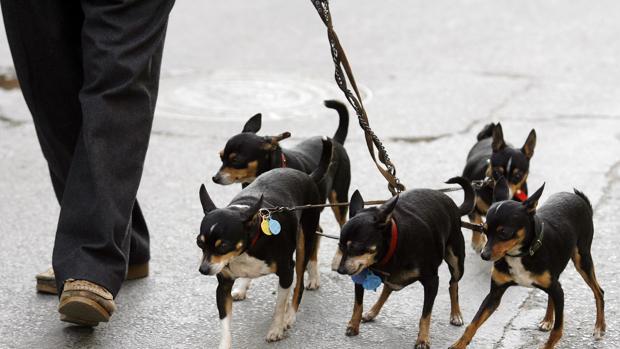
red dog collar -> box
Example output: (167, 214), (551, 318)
(280, 153), (287, 168)
(250, 226), (261, 249)
(378, 218), (398, 266)
(514, 189), (528, 202)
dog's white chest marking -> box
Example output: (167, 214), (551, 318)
(224, 253), (273, 279)
(506, 257), (535, 287)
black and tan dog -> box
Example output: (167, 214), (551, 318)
(462, 122), (536, 252)
(197, 139), (332, 348)
(332, 177), (475, 349)
(212, 100), (351, 295)
(450, 178), (605, 349)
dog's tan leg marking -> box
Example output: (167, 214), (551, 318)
(291, 228), (306, 312)
(469, 213), (487, 253)
(543, 322), (563, 349)
(329, 190), (347, 227)
(306, 233), (321, 290)
(362, 286), (393, 322)
(539, 296), (554, 331)
(572, 248), (606, 338)
(449, 281), (464, 326)
(416, 313), (432, 348)
(450, 307), (494, 349)
(346, 297), (363, 336)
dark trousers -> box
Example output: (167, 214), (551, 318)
(1, 0), (175, 296)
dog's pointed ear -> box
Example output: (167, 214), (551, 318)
(377, 195), (399, 224)
(349, 190), (364, 219)
(521, 129), (537, 160)
(493, 176), (510, 203)
(492, 123), (506, 153)
(242, 113), (262, 133)
(241, 195), (264, 222)
(199, 184), (217, 214)
(523, 183), (545, 214)
(262, 132), (292, 150)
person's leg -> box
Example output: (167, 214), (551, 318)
(51, 0), (175, 297)
(1, 0), (84, 197)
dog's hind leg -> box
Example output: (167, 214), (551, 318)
(303, 209), (321, 291)
(416, 275), (439, 349)
(231, 278), (251, 301)
(362, 285), (393, 322)
(445, 231), (466, 326)
(572, 247), (606, 339)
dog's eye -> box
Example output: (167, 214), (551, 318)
(497, 228), (512, 240)
(196, 236), (205, 249)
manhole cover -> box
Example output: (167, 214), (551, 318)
(156, 70), (372, 121)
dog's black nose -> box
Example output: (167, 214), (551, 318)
(199, 265), (210, 275)
(481, 250), (491, 261)
(212, 175), (220, 184)
(336, 266), (348, 275)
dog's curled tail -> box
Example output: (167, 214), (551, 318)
(310, 137), (333, 184)
(476, 122), (496, 141)
(446, 176), (476, 216)
(573, 189), (593, 217)
(324, 100), (349, 145)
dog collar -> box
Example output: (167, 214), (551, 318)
(377, 218), (398, 266)
(507, 216), (544, 257)
(513, 189), (528, 202)
(249, 225), (261, 249)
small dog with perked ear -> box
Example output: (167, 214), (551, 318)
(212, 100), (351, 297)
(331, 177), (475, 349)
(449, 177), (605, 349)
(197, 139), (332, 348)
(462, 122), (537, 253)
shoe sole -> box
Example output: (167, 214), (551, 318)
(58, 296), (110, 327)
(36, 280), (58, 295)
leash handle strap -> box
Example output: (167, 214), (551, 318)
(311, 0), (405, 195)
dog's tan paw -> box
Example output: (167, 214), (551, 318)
(450, 313), (464, 326)
(538, 320), (553, 332)
(593, 326), (606, 340)
(471, 235), (486, 254)
(265, 326), (286, 342)
(345, 325), (359, 336)
(231, 290), (247, 301)
(361, 310), (377, 323)
(284, 308), (296, 329)
(414, 340), (430, 349)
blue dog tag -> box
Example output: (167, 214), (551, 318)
(351, 269), (369, 285)
(363, 271), (382, 291)
(351, 269), (382, 291)
(269, 219), (281, 235)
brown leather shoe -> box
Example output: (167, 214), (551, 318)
(58, 279), (116, 326)
(36, 263), (149, 295)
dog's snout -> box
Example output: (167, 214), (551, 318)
(481, 249), (491, 261)
(199, 264), (211, 275)
(212, 174), (221, 184)
(336, 265), (349, 275)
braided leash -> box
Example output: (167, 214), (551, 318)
(311, 0), (405, 196)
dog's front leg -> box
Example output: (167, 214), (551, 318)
(266, 275), (292, 342)
(449, 282), (510, 349)
(216, 275), (234, 349)
(416, 276), (439, 349)
(231, 278), (251, 301)
(542, 282), (564, 349)
(346, 283), (364, 336)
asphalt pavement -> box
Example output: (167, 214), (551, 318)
(1, 1), (619, 348)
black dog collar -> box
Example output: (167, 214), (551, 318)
(507, 216), (544, 257)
